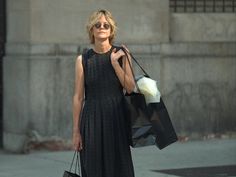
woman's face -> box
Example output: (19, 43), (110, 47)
(92, 15), (111, 42)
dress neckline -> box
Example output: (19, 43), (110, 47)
(92, 45), (113, 55)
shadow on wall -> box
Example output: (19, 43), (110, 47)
(165, 82), (236, 137)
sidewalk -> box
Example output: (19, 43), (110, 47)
(0, 138), (236, 177)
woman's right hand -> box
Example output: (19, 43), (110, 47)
(73, 131), (83, 151)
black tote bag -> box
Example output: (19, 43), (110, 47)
(63, 150), (81, 177)
(124, 91), (156, 148)
(147, 98), (178, 149)
(122, 47), (178, 149)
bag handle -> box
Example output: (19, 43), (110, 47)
(121, 46), (150, 93)
(69, 150), (81, 175)
(121, 47), (150, 78)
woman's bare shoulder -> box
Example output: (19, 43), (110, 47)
(76, 55), (82, 61)
(75, 55), (83, 70)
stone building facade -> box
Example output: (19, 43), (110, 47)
(2, 0), (236, 152)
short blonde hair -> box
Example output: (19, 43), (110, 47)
(86, 9), (117, 44)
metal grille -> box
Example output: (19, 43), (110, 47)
(170, 0), (236, 12)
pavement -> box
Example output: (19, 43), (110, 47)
(0, 138), (236, 177)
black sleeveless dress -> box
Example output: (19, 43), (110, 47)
(79, 45), (135, 177)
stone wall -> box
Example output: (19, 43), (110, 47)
(170, 14), (236, 42)
(3, 0), (236, 152)
(7, 0), (168, 44)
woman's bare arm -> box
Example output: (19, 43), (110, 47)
(111, 48), (135, 94)
(73, 55), (84, 134)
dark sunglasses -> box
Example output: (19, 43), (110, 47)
(94, 22), (110, 30)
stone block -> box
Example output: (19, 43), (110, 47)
(170, 14), (236, 42)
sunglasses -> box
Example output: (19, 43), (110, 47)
(94, 22), (110, 30)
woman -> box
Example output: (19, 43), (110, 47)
(72, 9), (135, 177)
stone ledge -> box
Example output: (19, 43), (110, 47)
(5, 43), (85, 56)
(161, 42), (236, 57)
(5, 42), (236, 57)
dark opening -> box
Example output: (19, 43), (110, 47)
(0, 0), (6, 148)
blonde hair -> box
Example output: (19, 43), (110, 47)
(86, 9), (117, 44)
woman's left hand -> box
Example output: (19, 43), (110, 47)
(110, 48), (125, 65)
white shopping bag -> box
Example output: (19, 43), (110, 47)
(136, 76), (161, 104)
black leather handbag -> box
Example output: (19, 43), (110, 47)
(63, 150), (81, 177)
(122, 47), (178, 149)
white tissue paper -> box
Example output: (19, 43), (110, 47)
(136, 76), (161, 104)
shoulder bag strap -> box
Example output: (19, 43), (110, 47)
(121, 46), (150, 93)
(122, 47), (140, 93)
(121, 47), (150, 77)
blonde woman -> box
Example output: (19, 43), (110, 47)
(72, 9), (136, 177)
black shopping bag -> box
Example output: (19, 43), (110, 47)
(63, 151), (81, 177)
(122, 47), (178, 149)
(125, 92), (156, 148)
(147, 98), (178, 149)
(125, 92), (178, 149)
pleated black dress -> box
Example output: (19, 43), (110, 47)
(79, 45), (135, 177)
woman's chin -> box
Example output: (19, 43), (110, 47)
(95, 36), (109, 41)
